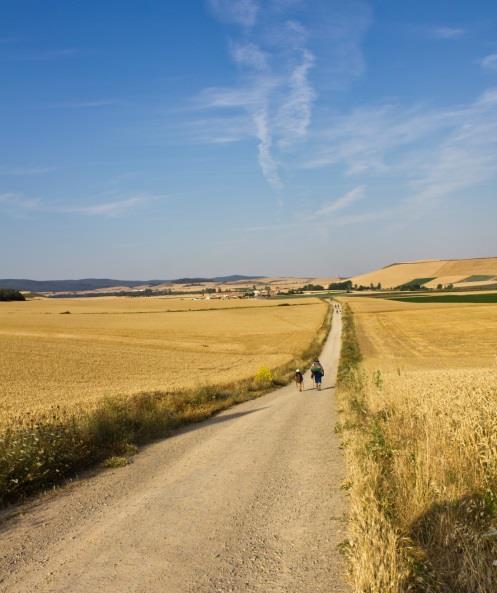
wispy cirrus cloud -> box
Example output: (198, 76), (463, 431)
(52, 99), (117, 109)
(62, 196), (150, 216)
(244, 221), (298, 232)
(275, 48), (315, 149)
(0, 192), (160, 217)
(3, 47), (83, 62)
(304, 87), (497, 223)
(0, 192), (42, 210)
(208, 0), (259, 28)
(229, 41), (268, 70)
(0, 166), (57, 176)
(405, 89), (497, 210)
(480, 53), (497, 71)
(184, 114), (254, 144)
(195, 36), (313, 191)
(303, 103), (456, 174)
(193, 0), (371, 194)
(331, 210), (389, 226)
(430, 26), (465, 39)
(312, 186), (365, 218)
(244, 185), (375, 231)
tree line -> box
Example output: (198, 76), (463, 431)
(0, 288), (25, 301)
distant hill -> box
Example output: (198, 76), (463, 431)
(172, 275), (263, 285)
(0, 275), (264, 293)
(0, 279), (164, 292)
(349, 257), (497, 289)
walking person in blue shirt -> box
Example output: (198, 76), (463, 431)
(310, 359), (324, 390)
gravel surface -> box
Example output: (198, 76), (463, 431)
(0, 309), (348, 593)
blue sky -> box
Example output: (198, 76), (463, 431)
(1, 0), (497, 279)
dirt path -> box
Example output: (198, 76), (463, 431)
(0, 309), (348, 593)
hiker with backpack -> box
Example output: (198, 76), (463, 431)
(294, 369), (304, 392)
(310, 359), (324, 390)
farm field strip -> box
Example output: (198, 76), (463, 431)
(0, 296), (327, 423)
(337, 296), (497, 592)
(349, 257), (497, 290)
(388, 292), (497, 303)
(344, 296), (497, 369)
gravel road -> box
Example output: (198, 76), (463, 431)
(0, 309), (348, 593)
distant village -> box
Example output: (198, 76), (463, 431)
(192, 287), (274, 300)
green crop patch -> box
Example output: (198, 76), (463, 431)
(389, 293), (497, 304)
(460, 275), (496, 283)
(395, 277), (436, 290)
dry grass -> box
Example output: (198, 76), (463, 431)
(0, 296), (326, 424)
(337, 298), (497, 592)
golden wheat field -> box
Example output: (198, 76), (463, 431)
(347, 296), (497, 369)
(350, 259), (447, 289)
(349, 256), (497, 289)
(0, 296), (326, 423)
(338, 297), (497, 592)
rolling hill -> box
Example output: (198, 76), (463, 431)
(349, 257), (497, 289)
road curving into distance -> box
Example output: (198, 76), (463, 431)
(0, 307), (348, 593)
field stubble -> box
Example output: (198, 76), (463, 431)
(337, 298), (497, 593)
(349, 297), (497, 369)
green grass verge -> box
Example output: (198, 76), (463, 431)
(460, 275), (496, 283)
(335, 304), (497, 592)
(271, 292), (338, 300)
(0, 302), (333, 506)
(395, 277), (436, 290)
(337, 303), (362, 384)
(336, 305), (403, 589)
(389, 293), (497, 304)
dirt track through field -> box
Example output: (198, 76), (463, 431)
(0, 311), (347, 593)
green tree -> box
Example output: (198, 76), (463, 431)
(0, 288), (25, 301)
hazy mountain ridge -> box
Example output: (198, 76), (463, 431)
(4, 259), (497, 294)
(0, 276), (265, 293)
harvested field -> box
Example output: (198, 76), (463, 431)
(350, 256), (497, 289)
(389, 292), (497, 304)
(345, 296), (497, 369)
(436, 257), (497, 277)
(455, 279), (497, 288)
(0, 296), (327, 424)
(337, 297), (497, 592)
(423, 275), (467, 288)
(350, 260), (446, 289)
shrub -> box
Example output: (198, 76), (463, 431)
(254, 366), (273, 386)
(102, 456), (130, 468)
